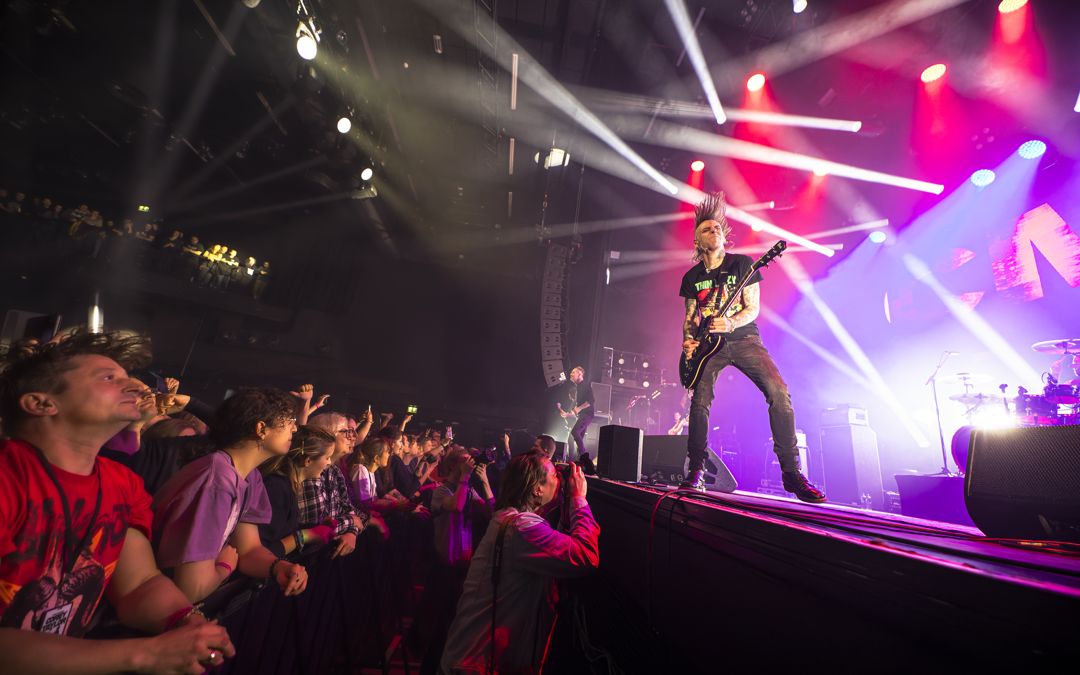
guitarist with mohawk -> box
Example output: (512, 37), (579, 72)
(678, 192), (825, 503)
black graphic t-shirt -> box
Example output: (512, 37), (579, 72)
(678, 254), (762, 340)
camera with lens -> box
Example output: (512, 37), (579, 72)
(468, 446), (497, 466)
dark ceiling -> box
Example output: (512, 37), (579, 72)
(3, 0), (1079, 277)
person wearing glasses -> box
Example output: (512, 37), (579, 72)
(152, 388), (309, 603)
(304, 412), (366, 558)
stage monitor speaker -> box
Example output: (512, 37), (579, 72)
(642, 435), (687, 484)
(965, 425), (1080, 542)
(894, 474), (975, 527)
(820, 424), (883, 510)
(597, 425), (643, 482)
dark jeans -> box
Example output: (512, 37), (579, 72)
(569, 412), (594, 461)
(687, 335), (800, 474)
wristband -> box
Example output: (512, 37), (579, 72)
(269, 558), (284, 579)
(215, 560), (234, 574)
(164, 605), (205, 631)
(294, 530), (305, 551)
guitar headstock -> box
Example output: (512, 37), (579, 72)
(753, 240), (787, 270)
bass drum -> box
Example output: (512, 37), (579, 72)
(950, 425), (974, 476)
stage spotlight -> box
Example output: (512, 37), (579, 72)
(690, 159), (705, 172)
(642, 380), (650, 388)
(997, 0), (1028, 13)
(746, 73), (766, 92)
(296, 25), (318, 60)
(970, 169), (996, 187)
(1017, 140), (1047, 159)
(793, 0), (808, 14)
(534, 147), (571, 169)
(868, 231), (887, 244)
(920, 63), (946, 84)
(642, 361), (650, 369)
(617, 357), (625, 365)
(618, 377), (625, 385)
(336, 117), (352, 134)
(360, 167), (374, 181)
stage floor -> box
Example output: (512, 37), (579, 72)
(640, 481), (1080, 592)
(586, 478), (1080, 670)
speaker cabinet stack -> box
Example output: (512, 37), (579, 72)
(820, 418), (884, 510)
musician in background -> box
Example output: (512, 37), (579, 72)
(667, 410), (688, 436)
(560, 366), (594, 461)
(678, 192), (825, 503)
(1050, 353), (1080, 385)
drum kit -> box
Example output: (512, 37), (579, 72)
(944, 339), (1080, 428)
(941, 339), (1080, 475)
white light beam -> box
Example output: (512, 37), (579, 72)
(664, 0), (727, 124)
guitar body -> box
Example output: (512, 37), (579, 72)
(679, 332), (725, 389)
(676, 241), (788, 390)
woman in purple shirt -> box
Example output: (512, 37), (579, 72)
(153, 388), (308, 603)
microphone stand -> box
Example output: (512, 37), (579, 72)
(925, 352), (955, 476)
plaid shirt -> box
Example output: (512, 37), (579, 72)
(299, 464), (362, 536)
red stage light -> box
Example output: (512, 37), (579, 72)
(690, 160), (705, 172)
(998, 0), (1028, 14)
(746, 73), (766, 92)
(920, 63), (947, 84)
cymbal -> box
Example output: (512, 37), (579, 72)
(948, 392), (997, 406)
(938, 372), (992, 384)
(1031, 339), (1080, 354)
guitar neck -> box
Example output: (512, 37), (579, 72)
(694, 264), (757, 337)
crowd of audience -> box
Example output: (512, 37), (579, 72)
(0, 329), (600, 674)
(0, 186), (271, 300)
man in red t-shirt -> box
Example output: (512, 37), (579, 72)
(0, 332), (236, 673)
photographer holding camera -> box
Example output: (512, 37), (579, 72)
(440, 451), (599, 674)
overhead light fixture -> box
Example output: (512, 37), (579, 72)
(360, 167), (374, 181)
(1017, 140), (1046, 159)
(793, 0), (808, 14)
(534, 147), (571, 169)
(746, 73), (766, 92)
(920, 63), (947, 84)
(997, 0), (1028, 13)
(295, 1), (320, 61)
(296, 23), (318, 60)
(690, 159), (705, 172)
(970, 169), (996, 187)
(337, 117), (352, 133)
(868, 231), (887, 244)
(137, 204), (150, 212)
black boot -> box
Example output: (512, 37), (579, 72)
(678, 469), (706, 492)
(782, 471), (827, 504)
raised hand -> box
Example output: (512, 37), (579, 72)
(289, 384), (315, 403)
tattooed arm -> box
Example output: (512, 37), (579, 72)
(682, 297), (698, 341)
(711, 283), (760, 333)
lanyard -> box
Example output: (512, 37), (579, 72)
(30, 444), (104, 576)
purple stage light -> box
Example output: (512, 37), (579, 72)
(1017, 140), (1046, 159)
(970, 169), (996, 187)
(868, 231), (887, 244)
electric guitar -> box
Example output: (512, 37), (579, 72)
(678, 241), (787, 389)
